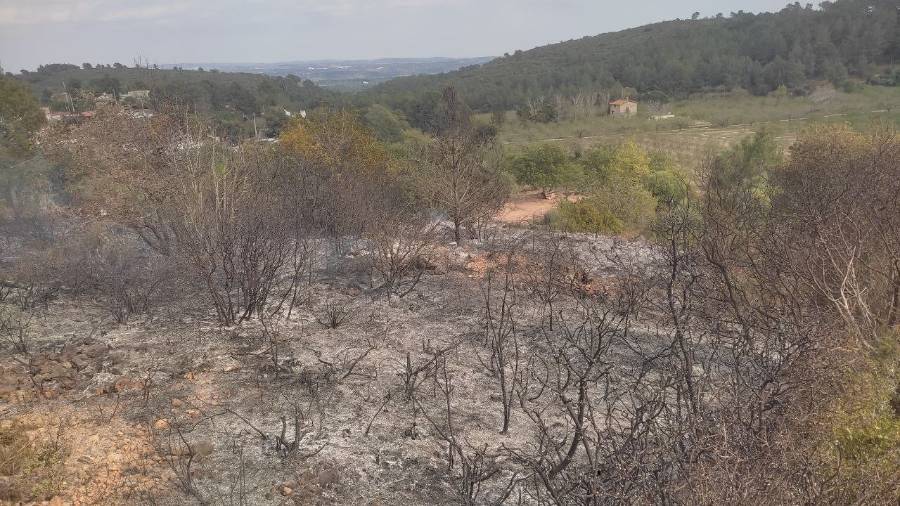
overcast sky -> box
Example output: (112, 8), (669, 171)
(1, 0), (795, 72)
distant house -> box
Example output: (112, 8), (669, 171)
(95, 93), (116, 107)
(609, 98), (638, 117)
(124, 90), (151, 100)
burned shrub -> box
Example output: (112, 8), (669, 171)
(0, 305), (32, 354)
(366, 207), (437, 298)
(315, 298), (351, 329)
(90, 235), (170, 324)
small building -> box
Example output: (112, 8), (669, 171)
(609, 98), (638, 117)
(95, 93), (116, 107)
(124, 89), (150, 100)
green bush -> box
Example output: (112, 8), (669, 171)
(644, 169), (690, 205)
(551, 199), (623, 234)
(508, 144), (583, 196)
(824, 334), (900, 497)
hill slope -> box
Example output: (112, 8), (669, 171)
(15, 64), (343, 138)
(367, 0), (900, 119)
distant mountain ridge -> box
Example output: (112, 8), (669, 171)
(160, 57), (494, 90)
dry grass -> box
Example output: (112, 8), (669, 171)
(492, 85), (900, 170)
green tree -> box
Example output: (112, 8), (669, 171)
(580, 141), (651, 187)
(552, 198), (623, 234)
(0, 76), (46, 156)
(0, 75), (49, 220)
(509, 144), (582, 198)
(364, 104), (406, 143)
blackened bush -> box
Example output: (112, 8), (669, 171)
(90, 235), (169, 323)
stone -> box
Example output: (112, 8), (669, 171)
(280, 485), (294, 496)
(107, 351), (127, 365)
(113, 376), (139, 393)
(153, 419), (170, 430)
(70, 355), (89, 371)
(219, 357), (241, 373)
(192, 440), (214, 459)
(83, 343), (108, 358)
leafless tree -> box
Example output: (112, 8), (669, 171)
(417, 357), (519, 505)
(479, 243), (524, 434)
(524, 230), (577, 331)
(417, 97), (510, 243)
(0, 305), (32, 353)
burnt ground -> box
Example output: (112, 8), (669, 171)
(0, 230), (654, 505)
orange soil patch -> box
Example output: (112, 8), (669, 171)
(496, 190), (580, 224)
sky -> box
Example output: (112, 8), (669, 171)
(1, 0), (796, 72)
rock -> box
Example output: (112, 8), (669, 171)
(192, 440), (214, 459)
(83, 343), (108, 358)
(218, 357), (241, 373)
(279, 485), (294, 496)
(107, 351), (127, 365)
(153, 419), (170, 430)
(70, 355), (89, 371)
(171, 398), (184, 408)
(92, 372), (117, 394)
(318, 469), (340, 489)
(113, 376), (139, 393)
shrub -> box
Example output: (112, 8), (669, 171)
(593, 182), (658, 233)
(552, 199), (623, 234)
(508, 144), (583, 197)
(644, 169), (691, 205)
(90, 236), (168, 324)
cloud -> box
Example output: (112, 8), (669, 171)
(239, 0), (463, 17)
(0, 0), (192, 25)
(0, 0), (465, 26)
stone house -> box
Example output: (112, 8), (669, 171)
(609, 98), (638, 117)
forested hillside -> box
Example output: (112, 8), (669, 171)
(367, 0), (900, 125)
(11, 63), (341, 138)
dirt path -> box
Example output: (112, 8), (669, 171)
(497, 190), (579, 224)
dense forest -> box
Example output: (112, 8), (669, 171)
(366, 0), (900, 128)
(10, 63), (342, 139)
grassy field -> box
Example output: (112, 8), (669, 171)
(490, 85), (900, 169)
